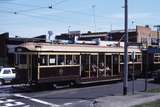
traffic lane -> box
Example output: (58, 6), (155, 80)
(19, 79), (160, 105)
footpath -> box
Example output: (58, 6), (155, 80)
(92, 92), (160, 107)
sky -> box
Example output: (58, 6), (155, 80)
(0, 0), (160, 37)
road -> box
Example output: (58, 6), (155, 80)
(0, 79), (160, 107)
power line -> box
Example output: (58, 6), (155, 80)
(2, 0), (71, 14)
(0, 7), (109, 32)
(0, 9), (95, 30)
(2, 1), (108, 19)
(2, 0), (70, 8)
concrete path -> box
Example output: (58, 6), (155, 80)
(93, 92), (160, 107)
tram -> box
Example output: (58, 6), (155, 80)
(142, 47), (160, 77)
(15, 42), (142, 85)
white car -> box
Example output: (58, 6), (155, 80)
(0, 67), (16, 85)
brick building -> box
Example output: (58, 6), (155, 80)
(110, 26), (159, 47)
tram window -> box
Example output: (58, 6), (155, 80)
(128, 55), (132, 62)
(91, 55), (97, 77)
(66, 55), (72, 65)
(154, 57), (160, 62)
(40, 55), (48, 65)
(154, 54), (160, 62)
(73, 55), (79, 64)
(136, 55), (142, 62)
(120, 55), (124, 63)
(19, 54), (27, 64)
(58, 55), (65, 65)
(49, 55), (56, 65)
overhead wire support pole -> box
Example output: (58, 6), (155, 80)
(123, 0), (128, 95)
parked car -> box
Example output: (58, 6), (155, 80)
(0, 67), (16, 85)
(152, 69), (160, 82)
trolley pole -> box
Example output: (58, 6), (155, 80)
(123, 0), (128, 95)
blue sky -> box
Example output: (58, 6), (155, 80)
(0, 0), (160, 37)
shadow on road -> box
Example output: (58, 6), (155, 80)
(9, 80), (121, 94)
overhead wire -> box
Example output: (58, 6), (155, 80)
(1, 0), (71, 11)
(1, 0), (108, 19)
(0, 0), (108, 31)
(0, 9), (95, 30)
(1, 1), (110, 25)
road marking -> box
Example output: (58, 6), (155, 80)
(63, 102), (73, 106)
(0, 98), (25, 107)
(5, 103), (14, 107)
(3, 101), (25, 107)
(14, 94), (60, 107)
(0, 100), (5, 103)
(78, 100), (86, 103)
(6, 99), (15, 103)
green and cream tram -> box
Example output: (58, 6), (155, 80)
(15, 42), (142, 85)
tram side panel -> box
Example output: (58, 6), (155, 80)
(38, 66), (80, 83)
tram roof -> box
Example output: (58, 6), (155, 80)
(16, 42), (141, 53)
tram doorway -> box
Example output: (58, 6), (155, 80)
(28, 54), (38, 83)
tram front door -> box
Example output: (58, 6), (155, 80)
(28, 54), (38, 83)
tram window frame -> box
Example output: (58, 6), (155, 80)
(49, 55), (56, 65)
(40, 55), (48, 66)
(58, 55), (65, 65)
(19, 54), (27, 64)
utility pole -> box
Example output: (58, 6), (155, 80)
(154, 25), (160, 48)
(123, 0), (128, 95)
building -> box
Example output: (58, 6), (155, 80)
(80, 31), (108, 41)
(110, 25), (159, 47)
(0, 32), (47, 66)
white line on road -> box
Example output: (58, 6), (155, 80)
(14, 94), (60, 107)
(63, 102), (73, 106)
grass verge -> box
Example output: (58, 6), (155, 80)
(147, 88), (160, 93)
(134, 100), (160, 107)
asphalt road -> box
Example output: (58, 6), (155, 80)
(0, 79), (160, 107)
